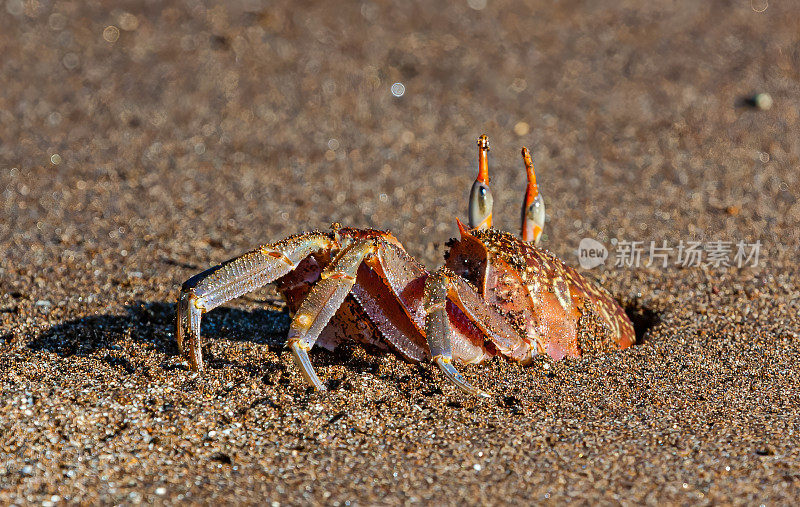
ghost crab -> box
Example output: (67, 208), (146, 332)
(176, 135), (635, 396)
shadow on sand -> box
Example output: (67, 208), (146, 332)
(29, 298), (662, 379)
(28, 301), (292, 367)
(28, 301), (391, 376)
(624, 302), (662, 345)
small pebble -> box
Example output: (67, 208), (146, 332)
(753, 93), (773, 110)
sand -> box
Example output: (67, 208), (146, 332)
(1, 0), (799, 504)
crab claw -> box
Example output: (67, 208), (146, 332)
(468, 135), (494, 230)
(520, 147), (545, 245)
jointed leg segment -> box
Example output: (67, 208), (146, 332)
(176, 232), (334, 371)
(286, 240), (378, 390)
(424, 270), (491, 397)
(423, 268), (531, 397)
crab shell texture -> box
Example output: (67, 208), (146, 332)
(273, 222), (635, 366)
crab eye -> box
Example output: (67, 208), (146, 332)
(528, 196), (545, 224)
(469, 180), (493, 230)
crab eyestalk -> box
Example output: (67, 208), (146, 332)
(468, 135), (494, 230)
(521, 147), (545, 245)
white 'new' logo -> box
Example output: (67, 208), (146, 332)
(577, 238), (608, 269)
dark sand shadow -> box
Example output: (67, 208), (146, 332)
(624, 302), (662, 345)
(29, 301), (291, 366)
(30, 299), (662, 385)
(29, 301), (393, 377)
(735, 93), (767, 109)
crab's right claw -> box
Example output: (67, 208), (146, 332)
(468, 134), (494, 230)
(521, 146), (546, 245)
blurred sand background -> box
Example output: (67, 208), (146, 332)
(1, 0), (799, 504)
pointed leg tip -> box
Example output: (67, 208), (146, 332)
(434, 356), (492, 397)
(289, 340), (327, 392)
(187, 353), (204, 372)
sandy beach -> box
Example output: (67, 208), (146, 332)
(1, 0), (799, 504)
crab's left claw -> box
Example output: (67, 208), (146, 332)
(468, 135), (494, 230)
(520, 147), (545, 245)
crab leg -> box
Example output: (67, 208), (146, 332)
(424, 268), (530, 397)
(520, 146), (546, 245)
(176, 232), (334, 371)
(350, 264), (428, 362)
(423, 270), (489, 397)
(286, 240), (377, 391)
(468, 134), (494, 230)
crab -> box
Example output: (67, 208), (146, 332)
(176, 135), (635, 396)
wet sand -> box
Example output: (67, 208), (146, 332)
(1, 0), (799, 504)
